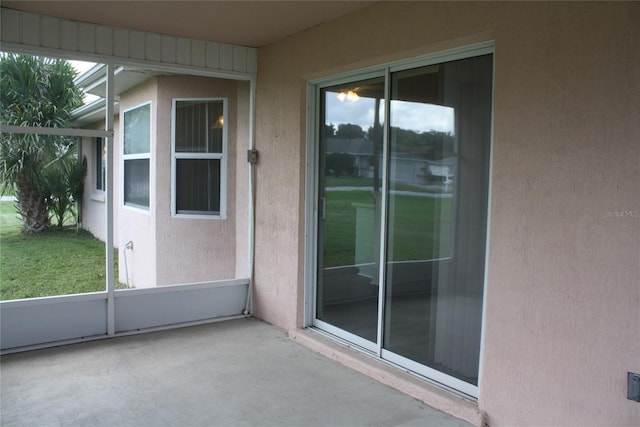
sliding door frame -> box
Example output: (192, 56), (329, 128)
(304, 41), (495, 399)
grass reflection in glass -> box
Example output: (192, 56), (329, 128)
(323, 189), (452, 268)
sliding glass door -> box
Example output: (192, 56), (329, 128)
(383, 55), (493, 389)
(316, 77), (385, 348)
(313, 47), (493, 395)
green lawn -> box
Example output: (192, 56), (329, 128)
(0, 201), (116, 301)
(387, 193), (452, 261)
(1, 188), (451, 299)
(323, 190), (452, 267)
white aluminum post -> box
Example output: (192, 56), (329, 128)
(105, 63), (115, 336)
(243, 77), (257, 315)
(375, 68), (391, 356)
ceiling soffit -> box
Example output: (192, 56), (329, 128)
(1, 1), (376, 48)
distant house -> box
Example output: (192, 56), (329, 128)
(324, 137), (455, 186)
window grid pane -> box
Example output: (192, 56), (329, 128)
(175, 101), (223, 154)
(123, 104), (150, 155)
(124, 159), (149, 208)
(173, 99), (225, 216)
(176, 159), (220, 214)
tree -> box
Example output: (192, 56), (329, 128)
(0, 54), (83, 232)
(42, 148), (87, 228)
(335, 123), (365, 139)
(325, 152), (355, 177)
(323, 123), (336, 138)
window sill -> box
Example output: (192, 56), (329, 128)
(172, 213), (226, 220)
(123, 204), (151, 214)
(89, 193), (105, 203)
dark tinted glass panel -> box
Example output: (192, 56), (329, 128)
(175, 101), (223, 153)
(316, 77), (385, 343)
(176, 159), (221, 214)
(124, 159), (149, 208)
(96, 138), (105, 191)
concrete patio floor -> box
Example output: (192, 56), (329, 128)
(0, 318), (472, 427)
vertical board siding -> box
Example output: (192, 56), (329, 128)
(162, 35), (176, 63)
(60, 20), (77, 51)
(96, 26), (113, 56)
(1, 9), (20, 42)
(191, 40), (206, 67)
(247, 50), (258, 75)
(0, 8), (257, 76)
(22, 12), (39, 46)
(219, 44), (233, 71)
(176, 37), (191, 65)
(145, 32), (162, 62)
(41, 16), (59, 48)
(129, 30), (146, 60)
(113, 29), (129, 57)
(78, 22), (95, 53)
(206, 43), (220, 69)
(233, 46), (247, 72)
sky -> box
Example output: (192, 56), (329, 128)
(325, 91), (454, 134)
(68, 59), (96, 74)
(67, 60), (100, 103)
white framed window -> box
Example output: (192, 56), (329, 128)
(122, 102), (151, 209)
(171, 98), (227, 218)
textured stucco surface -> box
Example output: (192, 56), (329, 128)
(154, 76), (245, 286)
(81, 118), (114, 245)
(253, 2), (640, 426)
(117, 79), (158, 288)
(82, 76), (250, 288)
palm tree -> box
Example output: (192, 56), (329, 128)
(0, 54), (83, 232)
(42, 146), (87, 228)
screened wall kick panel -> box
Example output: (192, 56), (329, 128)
(0, 8), (257, 77)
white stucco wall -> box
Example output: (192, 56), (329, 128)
(153, 76), (247, 286)
(253, 2), (639, 426)
(81, 131), (106, 243)
(82, 75), (249, 289)
(81, 116), (120, 265)
(117, 79), (158, 288)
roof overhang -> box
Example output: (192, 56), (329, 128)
(76, 64), (175, 99)
(71, 65), (177, 127)
(1, 1), (376, 48)
(3, 1), (377, 128)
